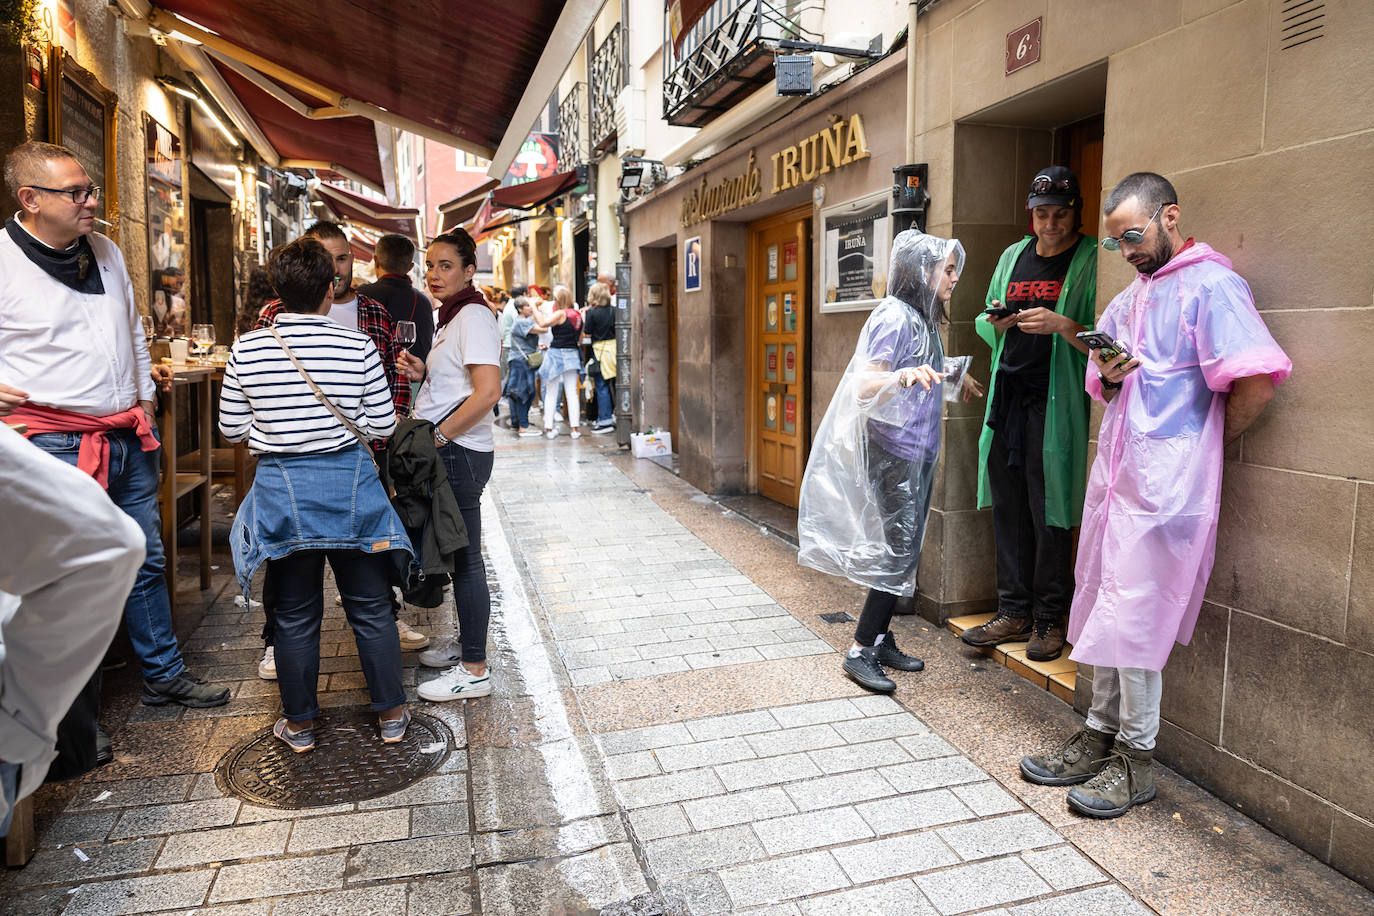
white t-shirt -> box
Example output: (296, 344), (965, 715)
(329, 296), (359, 331)
(414, 304), (501, 452)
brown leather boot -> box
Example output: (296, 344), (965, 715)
(960, 612), (1032, 647)
(1026, 617), (1066, 661)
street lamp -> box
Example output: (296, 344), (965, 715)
(619, 156), (663, 191)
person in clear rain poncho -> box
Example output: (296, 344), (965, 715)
(798, 230), (984, 693)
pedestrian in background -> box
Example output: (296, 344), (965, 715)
(584, 281), (617, 433)
(359, 233), (435, 364)
(503, 296), (542, 437)
(221, 237), (412, 752)
(1020, 172), (1290, 818)
(536, 285), (585, 439)
(798, 230), (984, 694)
(398, 229), (502, 701)
(962, 166), (1097, 662)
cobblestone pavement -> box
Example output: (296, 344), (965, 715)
(4, 435), (1372, 915)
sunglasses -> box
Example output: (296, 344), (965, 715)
(28, 184), (102, 205)
(1030, 175), (1073, 195)
(1100, 203), (1170, 251)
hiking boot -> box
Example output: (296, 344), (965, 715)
(1067, 740), (1156, 818)
(142, 670), (230, 708)
(842, 647), (896, 693)
(1020, 726), (1115, 786)
(875, 631), (925, 672)
(960, 612), (1032, 647)
(1026, 618), (1066, 662)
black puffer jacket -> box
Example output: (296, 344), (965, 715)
(385, 418), (466, 605)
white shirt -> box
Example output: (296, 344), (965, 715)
(329, 296), (359, 331)
(414, 303), (500, 452)
(0, 220), (154, 415)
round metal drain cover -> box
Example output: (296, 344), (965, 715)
(216, 707), (454, 809)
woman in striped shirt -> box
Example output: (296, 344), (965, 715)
(221, 238), (413, 753)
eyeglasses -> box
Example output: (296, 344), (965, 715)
(1100, 203), (1170, 251)
(1030, 175), (1073, 195)
(27, 185), (102, 205)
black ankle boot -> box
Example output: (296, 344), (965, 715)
(875, 631), (924, 672)
(842, 647), (896, 693)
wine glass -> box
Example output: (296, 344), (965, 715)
(191, 324), (215, 359)
(394, 321), (417, 351)
(141, 315), (155, 340)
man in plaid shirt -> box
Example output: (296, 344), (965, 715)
(255, 221), (410, 418)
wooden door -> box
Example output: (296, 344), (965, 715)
(749, 208), (810, 507)
(1058, 115), (1104, 237)
(666, 246), (679, 446)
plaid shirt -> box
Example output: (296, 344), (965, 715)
(255, 294), (411, 418)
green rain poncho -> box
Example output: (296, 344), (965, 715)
(974, 235), (1097, 529)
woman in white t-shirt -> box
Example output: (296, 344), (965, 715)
(396, 229), (501, 702)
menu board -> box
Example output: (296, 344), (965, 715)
(820, 191), (892, 313)
(50, 52), (116, 226)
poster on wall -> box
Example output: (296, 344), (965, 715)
(684, 236), (702, 293)
(145, 116), (189, 336)
(820, 190), (892, 313)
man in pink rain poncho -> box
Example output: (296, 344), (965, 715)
(1019, 173), (1291, 819)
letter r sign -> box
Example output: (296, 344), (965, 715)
(1005, 18), (1041, 76)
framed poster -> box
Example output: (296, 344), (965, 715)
(819, 190), (893, 314)
(48, 49), (118, 237)
(683, 235), (701, 293)
(145, 115), (189, 336)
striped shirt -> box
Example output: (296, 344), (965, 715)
(219, 313), (397, 455)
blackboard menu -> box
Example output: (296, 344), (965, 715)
(59, 75), (107, 203)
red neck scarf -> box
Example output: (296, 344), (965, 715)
(436, 285), (487, 330)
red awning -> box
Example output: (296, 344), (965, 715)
(437, 179), (501, 235)
(215, 62), (385, 191)
(491, 170), (581, 211)
(158, 0), (565, 156)
(314, 183), (420, 241)
(350, 236), (376, 263)
(669, 0), (716, 55)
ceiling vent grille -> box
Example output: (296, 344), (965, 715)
(1279, 0), (1326, 50)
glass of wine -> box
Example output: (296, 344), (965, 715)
(394, 321), (417, 351)
(141, 315), (155, 341)
(191, 324), (215, 360)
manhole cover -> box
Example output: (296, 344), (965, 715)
(216, 707), (454, 808)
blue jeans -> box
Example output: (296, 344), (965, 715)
(30, 429), (185, 682)
(438, 443), (494, 663)
(593, 372), (615, 424)
(507, 393), (532, 429)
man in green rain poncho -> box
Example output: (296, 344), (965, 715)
(960, 167), (1096, 662)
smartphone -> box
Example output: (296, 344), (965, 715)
(1076, 330), (1131, 363)
(983, 306), (1015, 319)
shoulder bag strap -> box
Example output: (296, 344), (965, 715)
(268, 325), (380, 472)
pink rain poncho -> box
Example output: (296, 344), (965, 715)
(1068, 242), (1291, 671)
(797, 231), (971, 596)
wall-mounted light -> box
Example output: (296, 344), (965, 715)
(195, 97), (239, 147)
(619, 156), (664, 191)
(156, 75), (200, 101)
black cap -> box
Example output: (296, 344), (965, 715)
(1027, 166), (1081, 209)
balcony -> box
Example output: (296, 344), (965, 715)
(558, 82), (586, 170)
(589, 23), (624, 152)
(662, 0), (808, 128)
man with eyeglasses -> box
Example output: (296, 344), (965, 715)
(1018, 171), (1291, 819)
(962, 166), (1097, 664)
(0, 142), (231, 748)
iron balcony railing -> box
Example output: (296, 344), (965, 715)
(558, 81), (586, 170)
(661, 0), (811, 127)
(589, 22), (624, 152)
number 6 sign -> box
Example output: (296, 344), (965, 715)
(1005, 18), (1042, 76)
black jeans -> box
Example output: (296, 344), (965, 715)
(987, 398), (1074, 621)
(267, 549), (404, 721)
(854, 442), (935, 647)
(438, 442), (495, 663)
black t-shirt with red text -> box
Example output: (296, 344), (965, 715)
(996, 239), (1080, 395)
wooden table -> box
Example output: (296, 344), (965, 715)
(159, 365), (215, 608)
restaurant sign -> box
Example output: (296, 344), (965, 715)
(679, 114), (871, 228)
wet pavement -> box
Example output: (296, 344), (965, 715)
(3, 432), (1373, 914)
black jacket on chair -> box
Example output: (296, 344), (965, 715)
(384, 418), (466, 606)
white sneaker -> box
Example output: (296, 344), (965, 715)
(570, 430), (582, 439)
(418, 665), (492, 702)
(419, 637), (462, 669)
(544, 429), (557, 440)
(397, 619), (430, 650)
(258, 646), (276, 680)
(519, 428), (542, 438)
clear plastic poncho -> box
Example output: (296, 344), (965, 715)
(797, 231), (970, 596)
